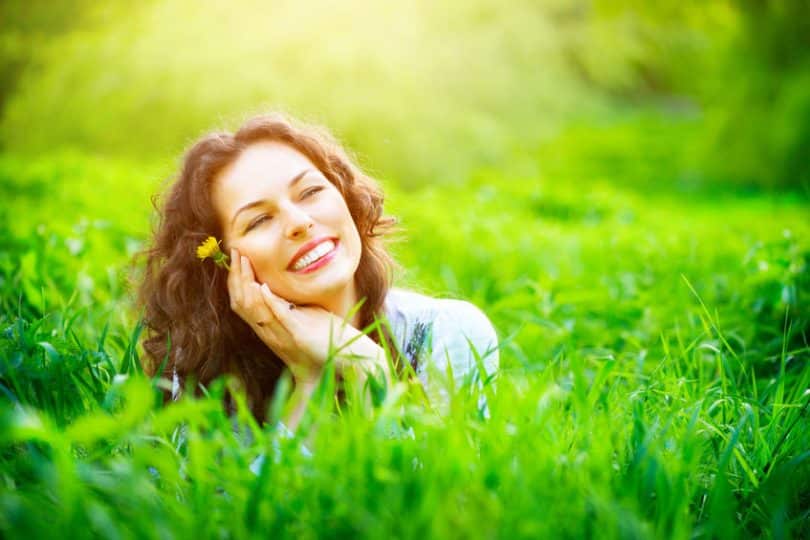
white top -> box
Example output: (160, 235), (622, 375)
(383, 288), (499, 413)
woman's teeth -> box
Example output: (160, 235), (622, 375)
(292, 240), (335, 271)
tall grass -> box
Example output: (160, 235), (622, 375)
(1, 119), (809, 538)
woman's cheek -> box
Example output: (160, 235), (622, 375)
(242, 239), (273, 283)
(256, 257), (278, 284)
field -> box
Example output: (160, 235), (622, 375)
(2, 1), (810, 538)
(1, 114), (808, 538)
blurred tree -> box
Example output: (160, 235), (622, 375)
(706, 0), (810, 191)
(0, 1), (92, 130)
(1, 0), (808, 192)
(586, 0), (810, 191)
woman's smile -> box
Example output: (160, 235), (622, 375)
(288, 237), (339, 273)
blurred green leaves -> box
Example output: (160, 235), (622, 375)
(0, 2), (809, 537)
(3, 0), (807, 190)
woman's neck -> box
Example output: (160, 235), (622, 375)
(321, 280), (362, 328)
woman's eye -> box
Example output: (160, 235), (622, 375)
(301, 186), (324, 200)
(246, 215), (271, 232)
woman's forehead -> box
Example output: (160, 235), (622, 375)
(211, 141), (324, 228)
(220, 141), (316, 190)
(213, 142), (320, 207)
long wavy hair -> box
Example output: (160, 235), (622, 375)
(137, 113), (397, 422)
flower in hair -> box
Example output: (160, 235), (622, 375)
(196, 236), (230, 270)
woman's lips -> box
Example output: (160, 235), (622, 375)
(288, 237), (339, 273)
(287, 236), (334, 269)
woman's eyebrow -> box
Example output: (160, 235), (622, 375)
(288, 168), (314, 188)
(230, 168), (314, 226)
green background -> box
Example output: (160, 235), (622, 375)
(1, 1), (808, 538)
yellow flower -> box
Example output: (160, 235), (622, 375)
(196, 236), (220, 260)
(196, 236), (230, 270)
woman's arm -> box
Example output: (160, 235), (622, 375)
(280, 332), (392, 431)
(332, 329), (393, 409)
(282, 378), (318, 432)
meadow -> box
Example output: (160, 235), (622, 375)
(1, 1), (809, 538)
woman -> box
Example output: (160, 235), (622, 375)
(138, 113), (498, 430)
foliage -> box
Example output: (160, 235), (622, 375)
(1, 2), (809, 536)
(2, 0), (808, 191)
(1, 123), (809, 536)
(588, 0), (810, 191)
(701, 0), (810, 191)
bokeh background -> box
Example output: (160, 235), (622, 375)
(1, 1), (809, 538)
(3, 0), (809, 189)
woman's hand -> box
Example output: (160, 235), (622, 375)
(227, 248), (389, 387)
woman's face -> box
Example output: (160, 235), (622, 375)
(212, 141), (362, 307)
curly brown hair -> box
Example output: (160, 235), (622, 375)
(137, 113), (397, 422)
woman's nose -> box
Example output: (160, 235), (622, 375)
(283, 204), (314, 239)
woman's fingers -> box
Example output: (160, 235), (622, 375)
(238, 256), (272, 321)
(227, 248), (243, 309)
(260, 283), (291, 318)
(240, 254), (255, 282)
(228, 250), (268, 326)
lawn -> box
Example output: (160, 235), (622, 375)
(1, 113), (808, 538)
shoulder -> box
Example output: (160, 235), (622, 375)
(385, 288), (493, 329)
(384, 288), (499, 378)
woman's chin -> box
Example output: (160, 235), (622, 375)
(285, 276), (354, 306)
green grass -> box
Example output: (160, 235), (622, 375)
(1, 119), (808, 539)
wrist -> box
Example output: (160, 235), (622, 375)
(293, 372), (321, 393)
(338, 343), (390, 382)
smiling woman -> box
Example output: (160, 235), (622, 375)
(137, 113), (498, 429)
